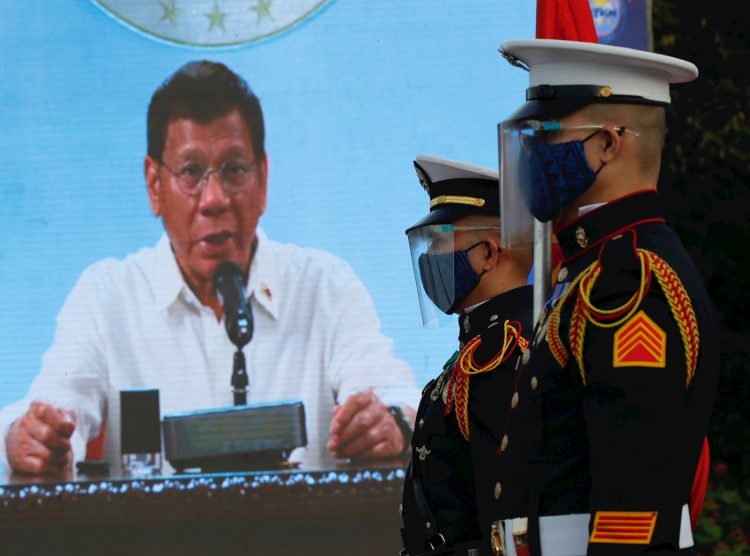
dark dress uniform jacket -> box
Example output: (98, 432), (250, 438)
(482, 191), (719, 555)
(401, 285), (533, 556)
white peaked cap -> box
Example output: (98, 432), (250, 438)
(406, 155), (500, 232)
(500, 39), (698, 105)
(415, 154), (498, 184)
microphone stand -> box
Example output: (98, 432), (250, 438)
(213, 260), (253, 407)
(232, 349), (248, 406)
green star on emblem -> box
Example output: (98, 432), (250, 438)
(250, 0), (273, 24)
(158, 0), (180, 25)
(205, 1), (228, 31)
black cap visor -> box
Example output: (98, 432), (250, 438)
(405, 205), (499, 234)
(503, 96), (667, 123)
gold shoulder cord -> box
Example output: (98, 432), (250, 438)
(546, 249), (699, 387)
(444, 321), (529, 441)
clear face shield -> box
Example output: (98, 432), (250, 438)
(499, 119), (536, 249)
(407, 224), (499, 328)
(500, 118), (641, 247)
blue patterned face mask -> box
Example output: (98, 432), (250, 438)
(522, 130), (601, 222)
(418, 241), (485, 314)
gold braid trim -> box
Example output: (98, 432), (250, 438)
(548, 263), (592, 369)
(569, 297), (589, 385)
(570, 250), (652, 382)
(647, 252), (700, 386)
(546, 247), (700, 388)
(577, 250), (653, 328)
(445, 321), (528, 441)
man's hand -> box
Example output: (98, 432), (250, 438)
(6, 401), (76, 475)
(327, 389), (412, 459)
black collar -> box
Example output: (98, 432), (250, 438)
(458, 285), (532, 344)
(554, 190), (665, 263)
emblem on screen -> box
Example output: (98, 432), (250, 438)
(91, 0), (332, 47)
(589, 0), (624, 40)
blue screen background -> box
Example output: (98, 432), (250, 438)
(0, 0), (536, 407)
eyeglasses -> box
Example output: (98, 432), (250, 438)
(435, 225), (501, 233)
(418, 225), (501, 243)
(159, 158), (258, 196)
(418, 225), (502, 254)
(520, 120), (641, 141)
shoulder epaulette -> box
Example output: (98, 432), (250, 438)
(444, 320), (528, 441)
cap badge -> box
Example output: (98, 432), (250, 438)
(414, 163), (431, 194)
(576, 226), (589, 248)
(500, 50), (530, 72)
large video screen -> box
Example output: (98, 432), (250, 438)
(0, 1), (536, 411)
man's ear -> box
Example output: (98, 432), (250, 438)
(144, 155), (162, 217)
(257, 153), (269, 216)
(600, 125), (624, 163)
(480, 237), (503, 272)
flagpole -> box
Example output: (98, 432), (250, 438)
(531, 0), (599, 323)
(533, 219), (551, 323)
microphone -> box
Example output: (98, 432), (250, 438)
(212, 261), (254, 349)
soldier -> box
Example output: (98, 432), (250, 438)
(400, 155), (534, 555)
(482, 40), (720, 555)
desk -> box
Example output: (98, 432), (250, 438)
(0, 457), (407, 556)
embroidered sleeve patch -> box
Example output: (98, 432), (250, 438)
(613, 310), (666, 368)
(589, 511), (658, 544)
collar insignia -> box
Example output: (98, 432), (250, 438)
(261, 282), (272, 301)
(576, 226), (589, 248)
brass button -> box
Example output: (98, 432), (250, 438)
(522, 350), (531, 365)
(426, 521), (431, 529)
(418, 418), (424, 429)
(557, 267), (568, 282)
(494, 482), (502, 499)
(399, 503), (404, 516)
(511, 392), (519, 408)
(501, 435), (509, 452)
(530, 377), (539, 390)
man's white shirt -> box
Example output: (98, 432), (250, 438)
(0, 228), (419, 471)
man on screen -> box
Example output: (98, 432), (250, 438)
(0, 60), (418, 474)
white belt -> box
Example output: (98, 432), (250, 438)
(502, 504), (693, 556)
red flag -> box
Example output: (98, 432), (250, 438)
(689, 437), (711, 529)
(538, 0), (596, 282)
(536, 0), (598, 42)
